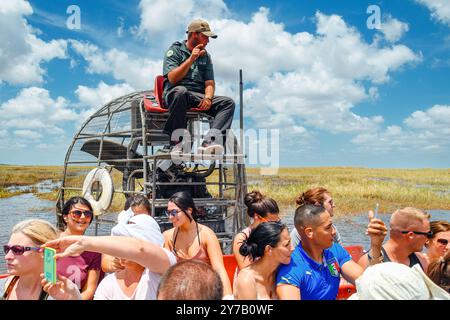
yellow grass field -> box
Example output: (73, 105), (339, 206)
(1, 165), (449, 215)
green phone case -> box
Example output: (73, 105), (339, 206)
(44, 247), (57, 284)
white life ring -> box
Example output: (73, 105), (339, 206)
(82, 168), (114, 216)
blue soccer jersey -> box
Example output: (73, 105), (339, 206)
(276, 242), (352, 300)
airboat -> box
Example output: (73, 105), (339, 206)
(56, 71), (249, 252)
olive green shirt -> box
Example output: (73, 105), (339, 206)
(162, 40), (214, 96)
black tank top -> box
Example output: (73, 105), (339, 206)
(381, 247), (424, 269)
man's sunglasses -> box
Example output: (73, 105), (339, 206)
(3, 245), (40, 255)
(69, 209), (93, 219)
(436, 238), (449, 246)
(400, 230), (433, 238)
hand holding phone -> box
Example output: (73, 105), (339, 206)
(44, 247), (57, 284)
(374, 203), (379, 219)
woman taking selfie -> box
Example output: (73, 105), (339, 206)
(1, 219), (58, 300)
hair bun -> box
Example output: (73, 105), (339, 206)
(295, 193), (306, 206)
(239, 241), (251, 257)
(239, 240), (259, 259)
(244, 190), (263, 207)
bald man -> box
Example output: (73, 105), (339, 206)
(358, 207), (431, 271)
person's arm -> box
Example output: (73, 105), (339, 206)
(357, 253), (370, 269)
(167, 44), (205, 84)
(101, 254), (124, 273)
(162, 229), (173, 251)
(80, 269), (100, 300)
(276, 284), (301, 300)
(358, 210), (387, 269)
(197, 80), (215, 110)
(44, 235), (172, 275)
(233, 270), (256, 300)
(340, 260), (364, 285)
(204, 227), (233, 297)
(232, 232), (251, 270)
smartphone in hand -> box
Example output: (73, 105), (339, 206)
(374, 203), (379, 219)
(44, 247), (57, 284)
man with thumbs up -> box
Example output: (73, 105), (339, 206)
(276, 204), (387, 300)
(161, 19), (235, 155)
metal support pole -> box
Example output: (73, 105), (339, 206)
(239, 69), (244, 152)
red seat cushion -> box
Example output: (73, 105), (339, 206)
(143, 75), (205, 113)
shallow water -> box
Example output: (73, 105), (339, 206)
(0, 193), (115, 274)
(1, 191), (449, 274)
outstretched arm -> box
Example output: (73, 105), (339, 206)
(43, 235), (173, 275)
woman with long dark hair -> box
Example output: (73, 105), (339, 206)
(234, 221), (293, 300)
(162, 191), (232, 297)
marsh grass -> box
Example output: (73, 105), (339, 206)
(245, 167), (450, 215)
(1, 165), (449, 215)
(0, 165), (63, 199)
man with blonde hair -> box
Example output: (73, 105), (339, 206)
(358, 207), (431, 270)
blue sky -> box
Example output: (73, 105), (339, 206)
(0, 0), (449, 168)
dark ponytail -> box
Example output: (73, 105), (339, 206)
(239, 221), (286, 261)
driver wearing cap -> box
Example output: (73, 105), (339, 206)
(162, 19), (235, 155)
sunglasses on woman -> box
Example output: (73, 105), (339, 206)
(436, 238), (449, 246)
(3, 245), (40, 255)
(164, 209), (183, 218)
(69, 209), (93, 219)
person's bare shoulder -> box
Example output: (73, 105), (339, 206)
(415, 252), (429, 270)
(198, 223), (217, 239)
(162, 228), (174, 245)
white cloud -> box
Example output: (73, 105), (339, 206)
(14, 129), (42, 140)
(0, 0), (67, 85)
(117, 17), (125, 38)
(404, 104), (450, 130)
(417, 0), (450, 26)
(203, 10), (419, 142)
(0, 87), (81, 146)
(0, 87), (73, 120)
(211, 10), (420, 84)
(352, 105), (450, 153)
(63, 6), (420, 156)
(380, 15), (409, 42)
(75, 81), (135, 108)
(137, 0), (228, 47)
(70, 40), (162, 90)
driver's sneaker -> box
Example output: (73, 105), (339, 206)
(197, 141), (224, 155)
